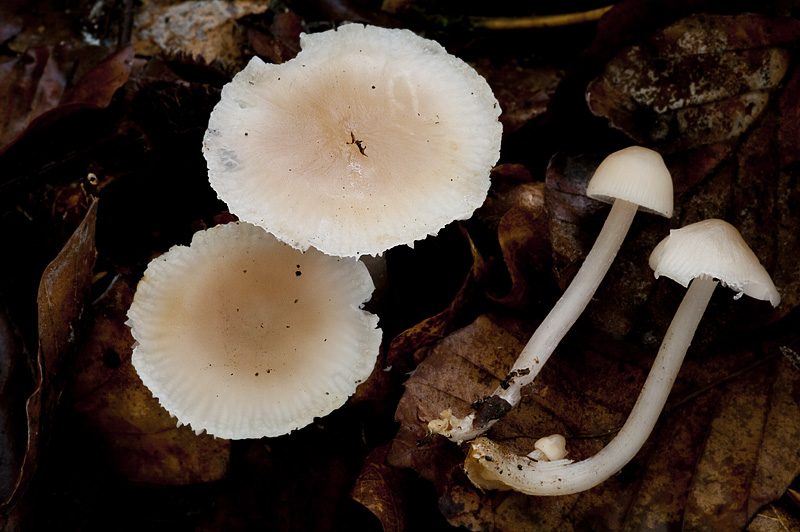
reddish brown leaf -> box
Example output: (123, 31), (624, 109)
(62, 45), (133, 108)
(246, 11), (303, 65)
(0, 44), (72, 153)
(0, 45), (134, 155)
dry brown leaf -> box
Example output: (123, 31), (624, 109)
(69, 277), (230, 484)
(3, 200), (98, 517)
(351, 446), (406, 532)
(477, 60), (562, 137)
(390, 309), (800, 530)
(748, 503), (800, 532)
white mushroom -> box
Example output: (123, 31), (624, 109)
(127, 222), (382, 439)
(464, 218), (779, 495)
(203, 23), (502, 258)
(430, 146), (673, 443)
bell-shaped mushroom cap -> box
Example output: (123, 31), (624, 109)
(127, 222), (382, 439)
(586, 146), (674, 217)
(203, 23), (502, 258)
(649, 218), (780, 306)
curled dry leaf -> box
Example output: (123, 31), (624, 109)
(473, 165), (553, 309)
(5, 201), (98, 513)
(69, 277), (230, 484)
(586, 13), (800, 152)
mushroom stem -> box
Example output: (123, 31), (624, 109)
(430, 198), (639, 442)
(465, 276), (718, 495)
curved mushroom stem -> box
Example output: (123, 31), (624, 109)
(430, 199), (640, 443)
(465, 276), (718, 495)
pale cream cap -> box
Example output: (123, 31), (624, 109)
(203, 23), (502, 258)
(586, 146), (674, 217)
(649, 218), (780, 306)
(127, 222), (382, 439)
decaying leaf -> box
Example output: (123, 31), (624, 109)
(133, 0), (270, 65)
(586, 13), (800, 152)
(748, 503), (800, 532)
(351, 446), (406, 532)
(69, 277), (230, 484)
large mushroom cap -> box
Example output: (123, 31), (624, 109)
(586, 146), (674, 217)
(203, 23), (502, 258)
(649, 218), (780, 306)
(127, 222), (382, 439)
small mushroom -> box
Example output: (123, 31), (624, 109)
(430, 146), (673, 443)
(464, 218), (779, 495)
(127, 222), (382, 439)
(203, 23), (502, 258)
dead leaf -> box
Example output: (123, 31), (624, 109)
(69, 277), (230, 484)
(0, 306), (32, 505)
(0, 44), (134, 156)
(586, 13), (800, 152)
(133, 0), (270, 65)
(477, 60), (562, 137)
(246, 11), (303, 65)
(389, 315), (800, 530)
(385, 228), (486, 376)
(748, 503), (800, 532)
(351, 446), (406, 532)
(0, 44), (72, 154)
(3, 200), (98, 515)
(62, 45), (134, 108)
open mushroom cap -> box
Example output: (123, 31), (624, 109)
(586, 146), (674, 217)
(127, 222), (382, 439)
(649, 218), (780, 306)
(203, 23), (502, 258)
